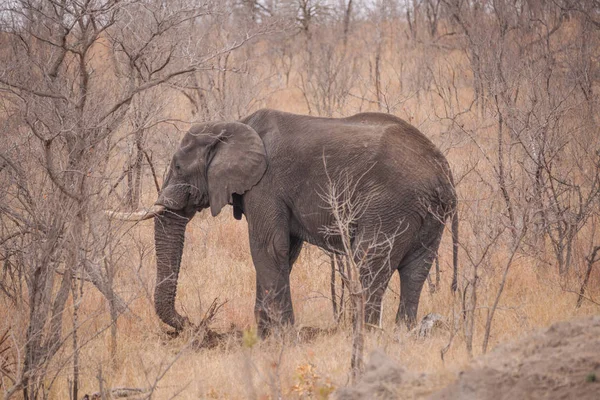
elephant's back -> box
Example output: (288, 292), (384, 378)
(243, 108), (452, 200)
(243, 109), (442, 160)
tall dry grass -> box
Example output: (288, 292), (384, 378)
(2, 180), (596, 398)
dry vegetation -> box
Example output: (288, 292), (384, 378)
(1, 0), (599, 399)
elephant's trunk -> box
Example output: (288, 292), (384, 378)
(154, 211), (191, 331)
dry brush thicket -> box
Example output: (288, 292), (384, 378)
(0, 0), (599, 398)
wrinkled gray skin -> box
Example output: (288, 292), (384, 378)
(153, 109), (458, 336)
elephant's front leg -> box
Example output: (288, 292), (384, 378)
(249, 229), (294, 337)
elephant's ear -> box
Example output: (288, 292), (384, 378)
(207, 122), (267, 217)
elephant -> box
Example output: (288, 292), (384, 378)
(111, 109), (459, 336)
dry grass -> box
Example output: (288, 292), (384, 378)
(1, 203), (596, 399)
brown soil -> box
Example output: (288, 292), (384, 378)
(336, 350), (439, 400)
(339, 316), (600, 400)
(430, 315), (600, 400)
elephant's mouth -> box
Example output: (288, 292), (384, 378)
(156, 196), (206, 216)
(155, 196), (185, 211)
(189, 188), (210, 212)
(157, 183), (207, 213)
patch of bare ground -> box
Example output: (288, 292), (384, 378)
(430, 315), (600, 400)
(339, 316), (600, 400)
(336, 350), (445, 400)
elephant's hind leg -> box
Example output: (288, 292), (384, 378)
(354, 240), (399, 329)
(361, 267), (396, 328)
(396, 218), (444, 328)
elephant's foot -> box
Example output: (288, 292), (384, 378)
(257, 318), (291, 339)
(395, 308), (418, 331)
(256, 309), (295, 339)
(161, 315), (196, 339)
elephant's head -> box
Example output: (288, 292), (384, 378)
(123, 122), (267, 331)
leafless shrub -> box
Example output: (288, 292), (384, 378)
(0, 0), (271, 397)
(319, 160), (404, 381)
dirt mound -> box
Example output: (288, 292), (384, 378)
(336, 350), (420, 400)
(338, 316), (600, 399)
(430, 315), (600, 400)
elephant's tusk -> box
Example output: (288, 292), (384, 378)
(104, 204), (166, 221)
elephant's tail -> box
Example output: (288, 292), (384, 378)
(451, 207), (459, 292)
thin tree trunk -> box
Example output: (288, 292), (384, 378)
(330, 255), (338, 320)
(495, 95), (516, 238)
(464, 274), (477, 357)
(482, 233), (524, 353)
(374, 50), (382, 111)
(72, 274), (81, 400)
(132, 130), (144, 209)
(342, 0), (353, 48)
(435, 256), (440, 290)
(126, 159), (134, 209)
(427, 256), (440, 293)
(106, 258), (118, 367)
(143, 150), (161, 194)
(349, 278), (364, 382)
(339, 257), (346, 322)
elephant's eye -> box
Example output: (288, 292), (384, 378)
(175, 164), (181, 171)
